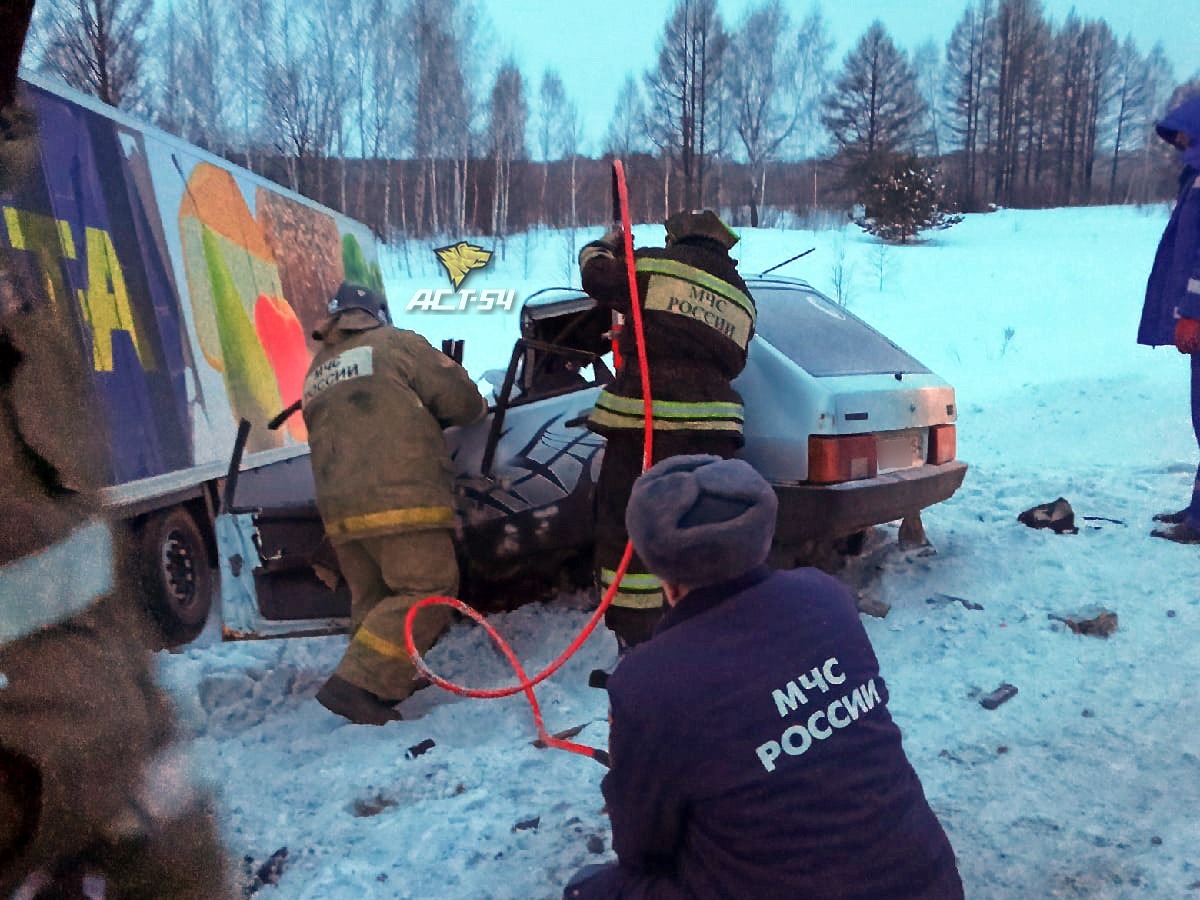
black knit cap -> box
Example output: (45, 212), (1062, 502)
(625, 454), (777, 589)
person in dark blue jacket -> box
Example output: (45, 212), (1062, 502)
(563, 455), (963, 900)
(1139, 93), (1200, 543)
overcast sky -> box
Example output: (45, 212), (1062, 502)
(477, 0), (1200, 153)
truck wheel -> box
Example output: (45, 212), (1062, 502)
(136, 508), (214, 648)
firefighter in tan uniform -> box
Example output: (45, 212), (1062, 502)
(0, 20), (234, 892)
(579, 210), (756, 648)
(303, 283), (486, 725)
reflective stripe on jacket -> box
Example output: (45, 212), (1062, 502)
(588, 390), (744, 435)
(580, 236), (755, 441)
(637, 257), (756, 351)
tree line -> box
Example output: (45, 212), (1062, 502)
(24, 0), (1199, 240)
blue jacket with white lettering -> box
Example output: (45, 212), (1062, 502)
(577, 566), (962, 900)
(1139, 95), (1200, 347)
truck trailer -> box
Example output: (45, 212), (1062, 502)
(3, 73), (387, 645)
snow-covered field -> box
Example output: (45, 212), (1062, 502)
(158, 204), (1200, 899)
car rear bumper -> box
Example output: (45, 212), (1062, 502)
(773, 460), (968, 543)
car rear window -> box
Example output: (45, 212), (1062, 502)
(750, 282), (930, 377)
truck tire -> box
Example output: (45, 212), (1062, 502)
(136, 508), (214, 648)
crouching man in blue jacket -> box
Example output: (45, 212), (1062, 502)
(564, 455), (963, 900)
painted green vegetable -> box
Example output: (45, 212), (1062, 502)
(342, 233), (385, 294)
(202, 227), (283, 449)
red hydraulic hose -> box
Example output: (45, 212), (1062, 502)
(403, 160), (652, 765)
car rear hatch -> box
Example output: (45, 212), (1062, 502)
(738, 278), (964, 539)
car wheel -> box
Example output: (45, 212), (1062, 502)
(834, 529), (869, 557)
(134, 508), (214, 648)
(770, 538), (848, 574)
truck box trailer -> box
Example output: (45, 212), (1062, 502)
(3, 73), (386, 644)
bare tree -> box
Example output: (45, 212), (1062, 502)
(150, 0), (184, 134)
(1127, 42), (1177, 203)
(787, 6), (833, 161)
(990, 0), (1051, 205)
(402, 0), (474, 235)
(361, 0), (411, 233)
(227, 0), (276, 171)
(1079, 19), (1120, 202)
(911, 39), (944, 157)
(1101, 35), (1149, 202)
(727, 0), (796, 226)
(167, 0), (228, 151)
(1048, 12), (1119, 205)
(535, 69), (567, 223)
(487, 60), (527, 240)
(644, 0), (729, 209)
(944, 1), (996, 209)
(603, 74), (649, 160)
(263, 13), (318, 193)
(560, 95), (583, 234)
(29, 0), (152, 109)
(304, 0), (353, 208)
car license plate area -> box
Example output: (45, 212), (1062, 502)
(876, 429), (925, 473)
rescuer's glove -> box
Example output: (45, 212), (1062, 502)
(597, 228), (624, 252)
(578, 229), (624, 269)
(1175, 317), (1200, 354)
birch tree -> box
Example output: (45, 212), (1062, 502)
(727, 0), (796, 226)
(29, 0), (152, 109)
(788, 6), (833, 160)
(169, 0), (228, 151)
(604, 75), (648, 160)
(487, 60), (527, 239)
(536, 69), (567, 223)
(644, 0), (729, 209)
(402, 0), (472, 235)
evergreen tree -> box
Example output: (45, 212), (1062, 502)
(822, 20), (927, 178)
(854, 154), (962, 243)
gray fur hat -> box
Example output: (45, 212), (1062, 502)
(626, 454), (778, 588)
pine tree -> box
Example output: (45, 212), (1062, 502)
(853, 154), (963, 243)
(822, 20), (927, 175)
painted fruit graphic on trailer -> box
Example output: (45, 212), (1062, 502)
(342, 232), (384, 295)
(179, 163), (311, 451)
(257, 190), (348, 332)
(198, 225), (282, 450)
(255, 293), (309, 442)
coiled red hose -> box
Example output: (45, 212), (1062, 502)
(403, 160), (652, 764)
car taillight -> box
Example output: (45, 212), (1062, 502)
(928, 424), (956, 465)
(808, 435), (877, 484)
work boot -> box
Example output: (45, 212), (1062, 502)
(315, 675), (402, 726)
(1150, 521), (1200, 544)
(1153, 508), (1190, 525)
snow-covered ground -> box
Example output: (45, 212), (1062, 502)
(158, 203), (1200, 899)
